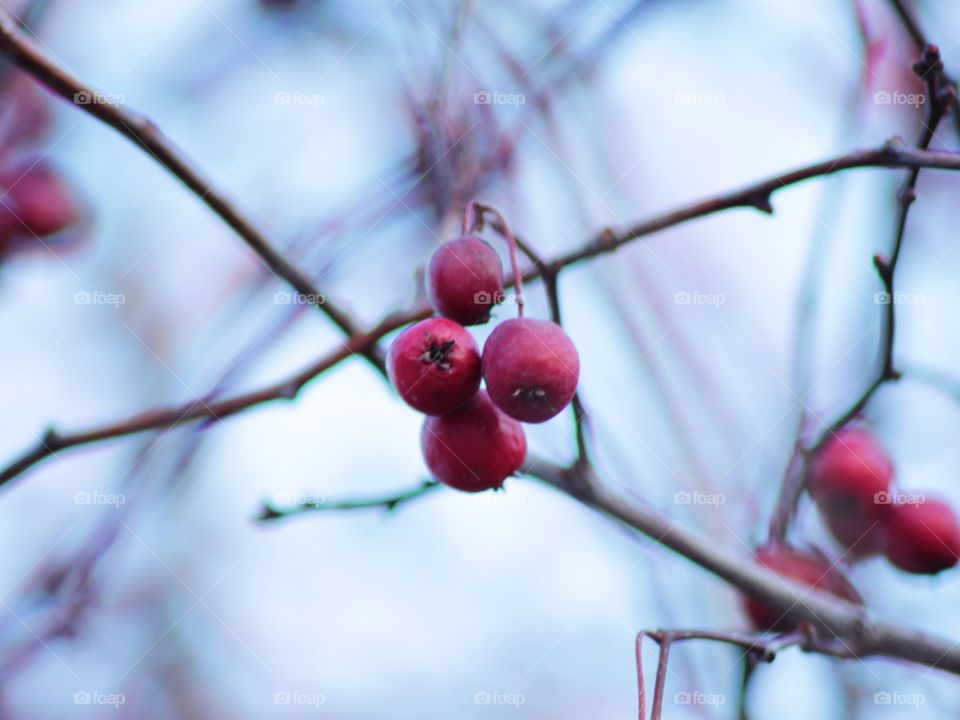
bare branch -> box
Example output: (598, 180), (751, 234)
(0, 7), (385, 374)
(522, 456), (960, 675)
(5, 144), (960, 490)
(769, 45), (953, 541)
(0, 311), (422, 489)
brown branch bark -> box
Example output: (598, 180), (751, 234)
(0, 311), (419, 488)
(522, 456), (960, 675)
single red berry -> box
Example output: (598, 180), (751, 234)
(426, 236), (504, 325)
(744, 544), (862, 632)
(884, 498), (960, 575)
(481, 318), (579, 423)
(387, 318), (481, 415)
(0, 160), (79, 239)
(808, 428), (893, 556)
(421, 390), (526, 492)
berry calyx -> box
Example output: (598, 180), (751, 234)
(482, 318), (579, 423)
(884, 498), (960, 575)
(421, 390), (526, 492)
(744, 544), (862, 632)
(426, 236), (504, 325)
(808, 428), (894, 555)
(387, 317), (481, 416)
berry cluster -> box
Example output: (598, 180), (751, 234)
(745, 427), (960, 632)
(810, 427), (960, 575)
(388, 207), (579, 493)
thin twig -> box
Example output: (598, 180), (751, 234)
(513, 236), (590, 464)
(0, 7), (385, 374)
(0, 311), (420, 488)
(256, 481), (441, 522)
(769, 45), (952, 541)
(887, 0), (960, 145)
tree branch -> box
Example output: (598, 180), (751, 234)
(546, 141), (960, 275)
(0, 7), (385, 374)
(522, 456), (960, 675)
(0, 311), (419, 488)
(5, 144), (960, 490)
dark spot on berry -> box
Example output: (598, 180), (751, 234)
(420, 337), (457, 371)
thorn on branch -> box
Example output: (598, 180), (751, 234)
(747, 193), (774, 214)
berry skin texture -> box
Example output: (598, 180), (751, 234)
(421, 390), (526, 492)
(808, 428), (893, 555)
(387, 318), (481, 416)
(884, 499), (960, 575)
(0, 160), (78, 240)
(426, 236), (504, 326)
(481, 318), (579, 423)
(744, 544), (862, 633)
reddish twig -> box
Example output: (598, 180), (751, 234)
(636, 628), (808, 719)
(462, 201), (526, 316)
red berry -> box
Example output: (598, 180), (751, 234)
(808, 428), (893, 555)
(884, 498), (960, 574)
(421, 390), (526, 492)
(387, 318), (481, 415)
(0, 160), (79, 239)
(481, 318), (579, 423)
(426, 236), (504, 325)
(744, 544), (862, 632)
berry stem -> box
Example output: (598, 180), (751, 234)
(461, 201), (525, 317)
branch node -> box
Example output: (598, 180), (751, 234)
(41, 426), (63, 450)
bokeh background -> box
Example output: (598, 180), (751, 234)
(1, 0), (960, 717)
